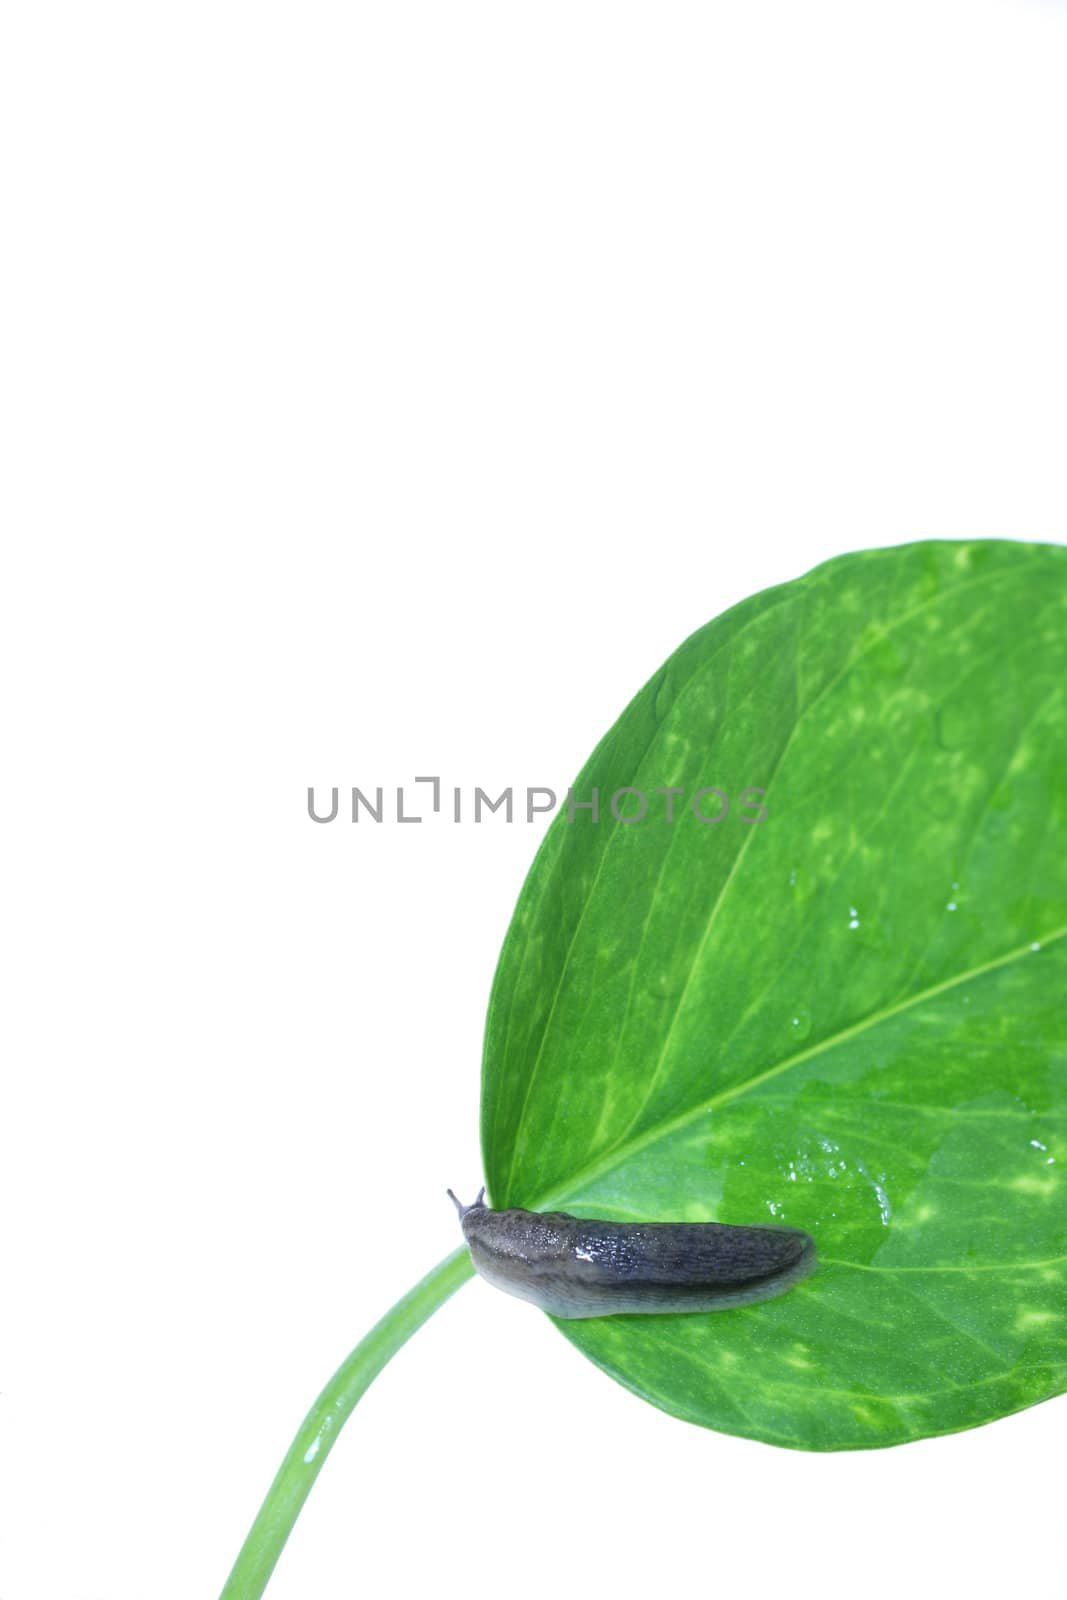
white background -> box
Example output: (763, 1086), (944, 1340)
(2, 2), (1066, 1597)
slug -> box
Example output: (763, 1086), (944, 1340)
(448, 1189), (816, 1317)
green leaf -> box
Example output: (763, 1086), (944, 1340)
(480, 539), (1067, 1450)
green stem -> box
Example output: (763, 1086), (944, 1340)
(219, 1246), (475, 1600)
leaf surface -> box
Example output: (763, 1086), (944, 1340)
(481, 540), (1067, 1448)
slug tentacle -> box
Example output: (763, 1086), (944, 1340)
(447, 1187), (485, 1218)
(448, 1191), (816, 1318)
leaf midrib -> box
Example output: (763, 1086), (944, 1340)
(507, 555), (1041, 1200)
(823, 1255), (1067, 1275)
(529, 923), (1067, 1212)
(604, 584), (1060, 1159)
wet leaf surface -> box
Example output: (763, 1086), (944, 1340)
(481, 540), (1067, 1448)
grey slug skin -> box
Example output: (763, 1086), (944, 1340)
(450, 1193), (816, 1317)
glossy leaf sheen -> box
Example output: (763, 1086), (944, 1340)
(481, 541), (1067, 1449)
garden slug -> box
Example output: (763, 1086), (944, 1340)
(448, 1189), (816, 1317)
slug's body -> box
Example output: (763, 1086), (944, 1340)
(448, 1190), (816, 1317)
